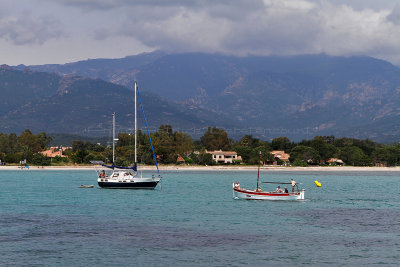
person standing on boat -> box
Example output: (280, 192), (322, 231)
(291, 179), (296, 192)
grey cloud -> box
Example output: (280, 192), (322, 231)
(113, 0), (325, 55)
(93, 27), (112, 40)
(221, 4), (323, 55)
(50, 0), (264, 12)
(0, 15), (65, 45)
(12, 0), (400, 65)
(52, 0), (199, 11)
(114, 0), (400, 61)
(387, 4), (400, 24)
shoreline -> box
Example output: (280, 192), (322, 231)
(1, 165), (400, 172)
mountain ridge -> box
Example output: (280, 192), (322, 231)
(0, 66), (241, 137)
(9, 52), (400, 142)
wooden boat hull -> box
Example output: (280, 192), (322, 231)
(233, 184), (305, 200)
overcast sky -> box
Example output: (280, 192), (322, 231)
(1, 0), (400, 65)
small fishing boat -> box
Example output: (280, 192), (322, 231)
(232, 152), (305, 200)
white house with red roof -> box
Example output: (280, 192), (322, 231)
(206, 150), (242, 164)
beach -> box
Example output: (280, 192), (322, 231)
(2, 165), (400, 172)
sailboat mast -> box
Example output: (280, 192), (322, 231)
(134, 81), (137, 163)
(257, 151), (261, 189)
(112, 112), (116, 163)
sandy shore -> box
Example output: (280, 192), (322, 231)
(1, 165), (400, 172)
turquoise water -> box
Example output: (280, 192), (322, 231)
(1, 169), (400, 266)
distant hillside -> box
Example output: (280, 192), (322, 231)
(12, 53), (400, 142)
(0, 66), (240, 137)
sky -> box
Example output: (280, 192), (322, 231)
(1, 0), (400, 66)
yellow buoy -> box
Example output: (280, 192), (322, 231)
(314, 180), (321, 187)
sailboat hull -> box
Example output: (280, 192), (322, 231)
(98, 181), (159, 189)
(98, 176), (161, 189)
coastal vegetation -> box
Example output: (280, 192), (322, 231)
(1, 127), (400, 167)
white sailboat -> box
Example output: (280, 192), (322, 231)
(94, 81), (161, 189)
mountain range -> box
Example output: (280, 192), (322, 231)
(7, 52), (400, 142)
(0, 64), (238, 139)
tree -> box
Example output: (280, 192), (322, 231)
(20, 145), (33, 162)
(200, 127), (232, 151)
(195, 152), (213, 165)
(71, 149), (89, 164)
(386, 145), (400, 166)
(8, 133), (18, 154)
(30, 154), (51, 166)
(18, 129), (41, 153)
(152, 125), (175, 164)
(271, 137), (292, 151)
(238, 135), (264, 148)
(232, 134), (272, 164)
(372, 145), (400, 166)
(333, 138), (378, 157)
(36, 132), (52, 149)
(52, 155), (70, 164)
(232, 146), (253, 163)
(290, 145), (320, 164)
(0, 133), (9, 154)
(173, 132), (193, 155)
(310, 136), (337, 161)
(117, 133), (134, 147)
(72, 140), (87, 152)
(292, 158), (308, 167)
(5, 152), (22, 163)
(337, 146), (370, 166)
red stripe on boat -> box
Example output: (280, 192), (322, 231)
(234, 188), (299, 196)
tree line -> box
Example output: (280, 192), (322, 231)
(0, 127), (400, 166)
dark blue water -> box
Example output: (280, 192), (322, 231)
(1, 169), (400, 266)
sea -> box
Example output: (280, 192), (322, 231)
(1, 169), (400, 266)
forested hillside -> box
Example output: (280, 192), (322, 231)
(15, 52), (400, 142)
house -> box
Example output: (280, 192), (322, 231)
(206, 150), (242, 164)
(40, 146), (70, 158)
(176, 155), (185, 164)
(269, 150), (290, 165)
(326, 158), (344, 166)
